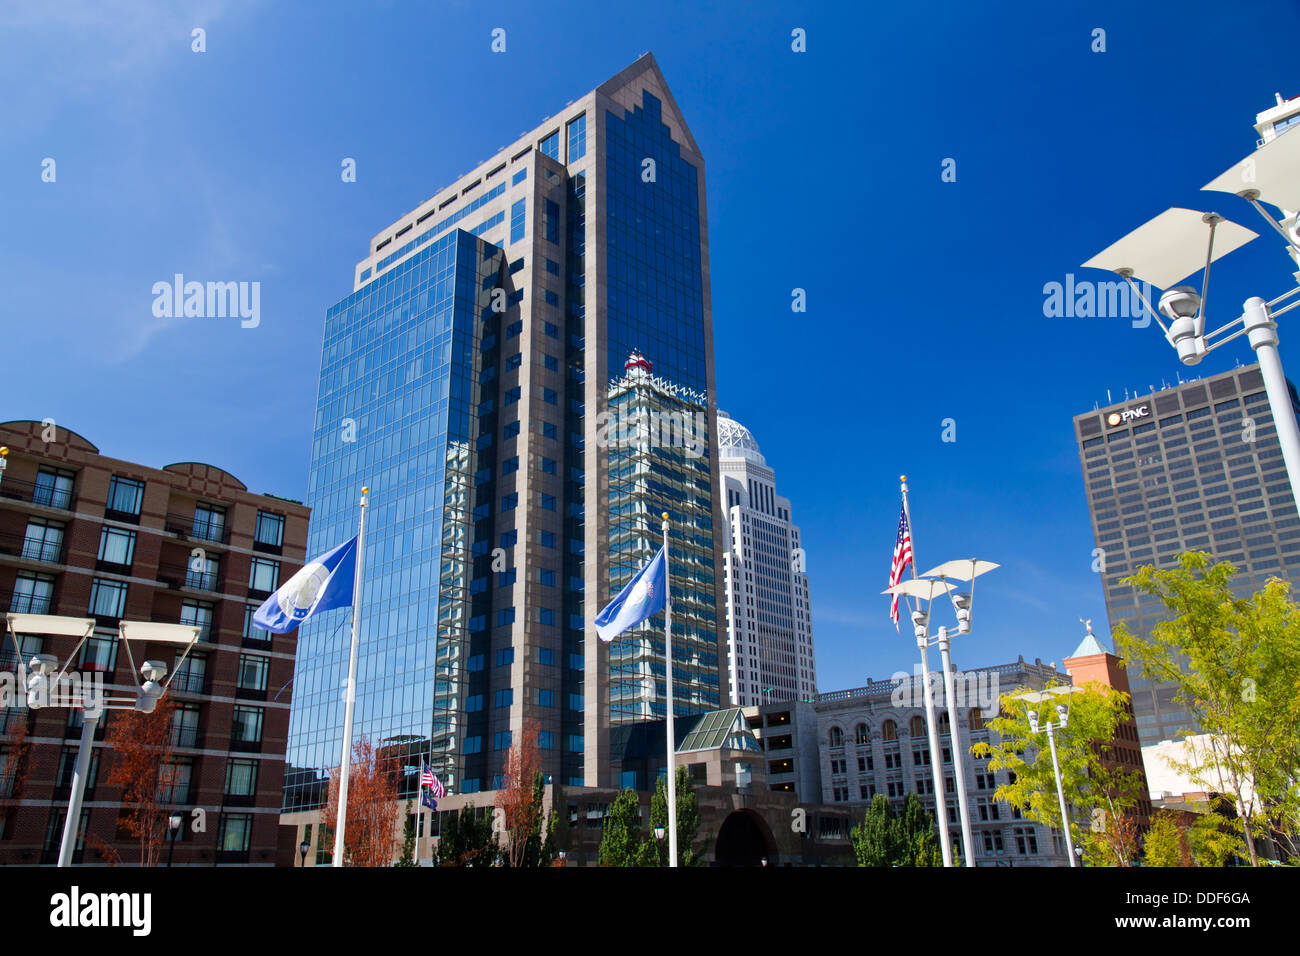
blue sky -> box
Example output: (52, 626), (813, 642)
(2, 0), (1297, 693)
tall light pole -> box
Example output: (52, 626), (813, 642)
(6, 614), (200, 867)
(1011, 687), (1079, 867)
(1083, 121), (1300, 506)
(885, 554), (999, 868)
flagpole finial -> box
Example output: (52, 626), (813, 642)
(661, 512), (669, 521)
(362, 486), (369, 495)
(900, 475), (907, 482)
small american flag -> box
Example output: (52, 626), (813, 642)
(422, 760), (446, 798)
(888, 504), (913, 630)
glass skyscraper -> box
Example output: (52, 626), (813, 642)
(1073, 363), (1300, 747)
(284, 53), (725, 806)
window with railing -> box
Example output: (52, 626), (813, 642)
(186, 553), (220, 592)
(171, 651), (206, 694)
(170, 703), (201, 748)
(158, 758), (193, 804)
(78, 634), (118, 673)
(179, 600), (214, 642)
(32, 467), (75, 509)
(20, 518), (64, 562)
(55, 747), (100, 795)
(192, 503), (227, 543)
(218, 813), (253, 857)
(10, 573), (54, 614)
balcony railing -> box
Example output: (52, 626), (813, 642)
(165, 513), (231, 545)
(4, 591), (53, 615)
(170, 671), (207, 695)
(0, 477), (73, 510)
(170, 726), (200, 749)
(0, 531), (65, 564)
(157, 565), (220, 593)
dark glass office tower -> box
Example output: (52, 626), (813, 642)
(1073, 363), (1300, 747)
(284, 53), (725, 806)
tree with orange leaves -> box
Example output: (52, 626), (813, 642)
(498, 718), (555, 867)
(103, 697), (180, 866)
(321, 735), (401, 866)
(0, 709), (33, 842)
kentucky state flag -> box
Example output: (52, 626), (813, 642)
(594, 546), (666, 642)
(252, 536), (358, 634)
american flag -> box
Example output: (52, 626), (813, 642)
(421, 760), (446, 798)
(888, 504), (913, 629)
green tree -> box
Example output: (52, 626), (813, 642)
(974, 683), (1146, 866)
(649, 766), (702, 866)
(436, 802), (500, 867)
(897, 793), (943, 867)
(1142, 811), (1189, 867)
(394, 799), (418, 867)
(851, 794), (901, 866)
(597, 789), (645, 866)
(1115, 552), (1300, 865)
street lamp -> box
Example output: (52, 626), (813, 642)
(5, 613), (200, 867)
(1082, 124), (1300, 508)
(1010, 687), (1079, 868)
(300, 840), (311, 868)
(167, 812), (183, 867)
(884, 557), (999, 869)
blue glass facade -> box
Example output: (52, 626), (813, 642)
(283, 229), (503, 810)
(605, 92), (706, 392)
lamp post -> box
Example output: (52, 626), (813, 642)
(885, 557), (999, 869)
(167, 812), (183, 867)
(300, 840), (311, 868)
(5, 613), (201, 867)
(1011, 687), (1079, 867)
(1083, 125), (1300, 507)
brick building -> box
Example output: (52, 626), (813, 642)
(0, 420), (308, 865)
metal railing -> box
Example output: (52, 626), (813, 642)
(0, 477), (74, 510)
(165, 513), (231, 545)
(5, 591), (53, 615)
(157, 565), (220, 593)
(0, 531), (65, 564)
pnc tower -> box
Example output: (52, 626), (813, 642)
(283, 54), (726, 808)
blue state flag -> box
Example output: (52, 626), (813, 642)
(595, 546), (666, 642)
(253, 536), (358, 634)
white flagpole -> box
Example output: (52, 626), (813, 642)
(901, 476), (954, 868)
(332, 485), (369, 867)
(662, 511), (678, 868)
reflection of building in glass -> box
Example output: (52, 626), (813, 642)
(605, 352), (718, 725)
(284, 53), (726, 809)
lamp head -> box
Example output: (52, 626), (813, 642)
(141, 660), (168, 683)
(1026, 709), (1039, 733)
(1158, 285), (1201, 321)
(28, 653), (58, 677)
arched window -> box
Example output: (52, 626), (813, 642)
(910, 715), (925, 737)
(828, 725), (844, 747)
(969, 709), (984, 732)
(881, 719), (897, 741)
(855, 723), (870, 745)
